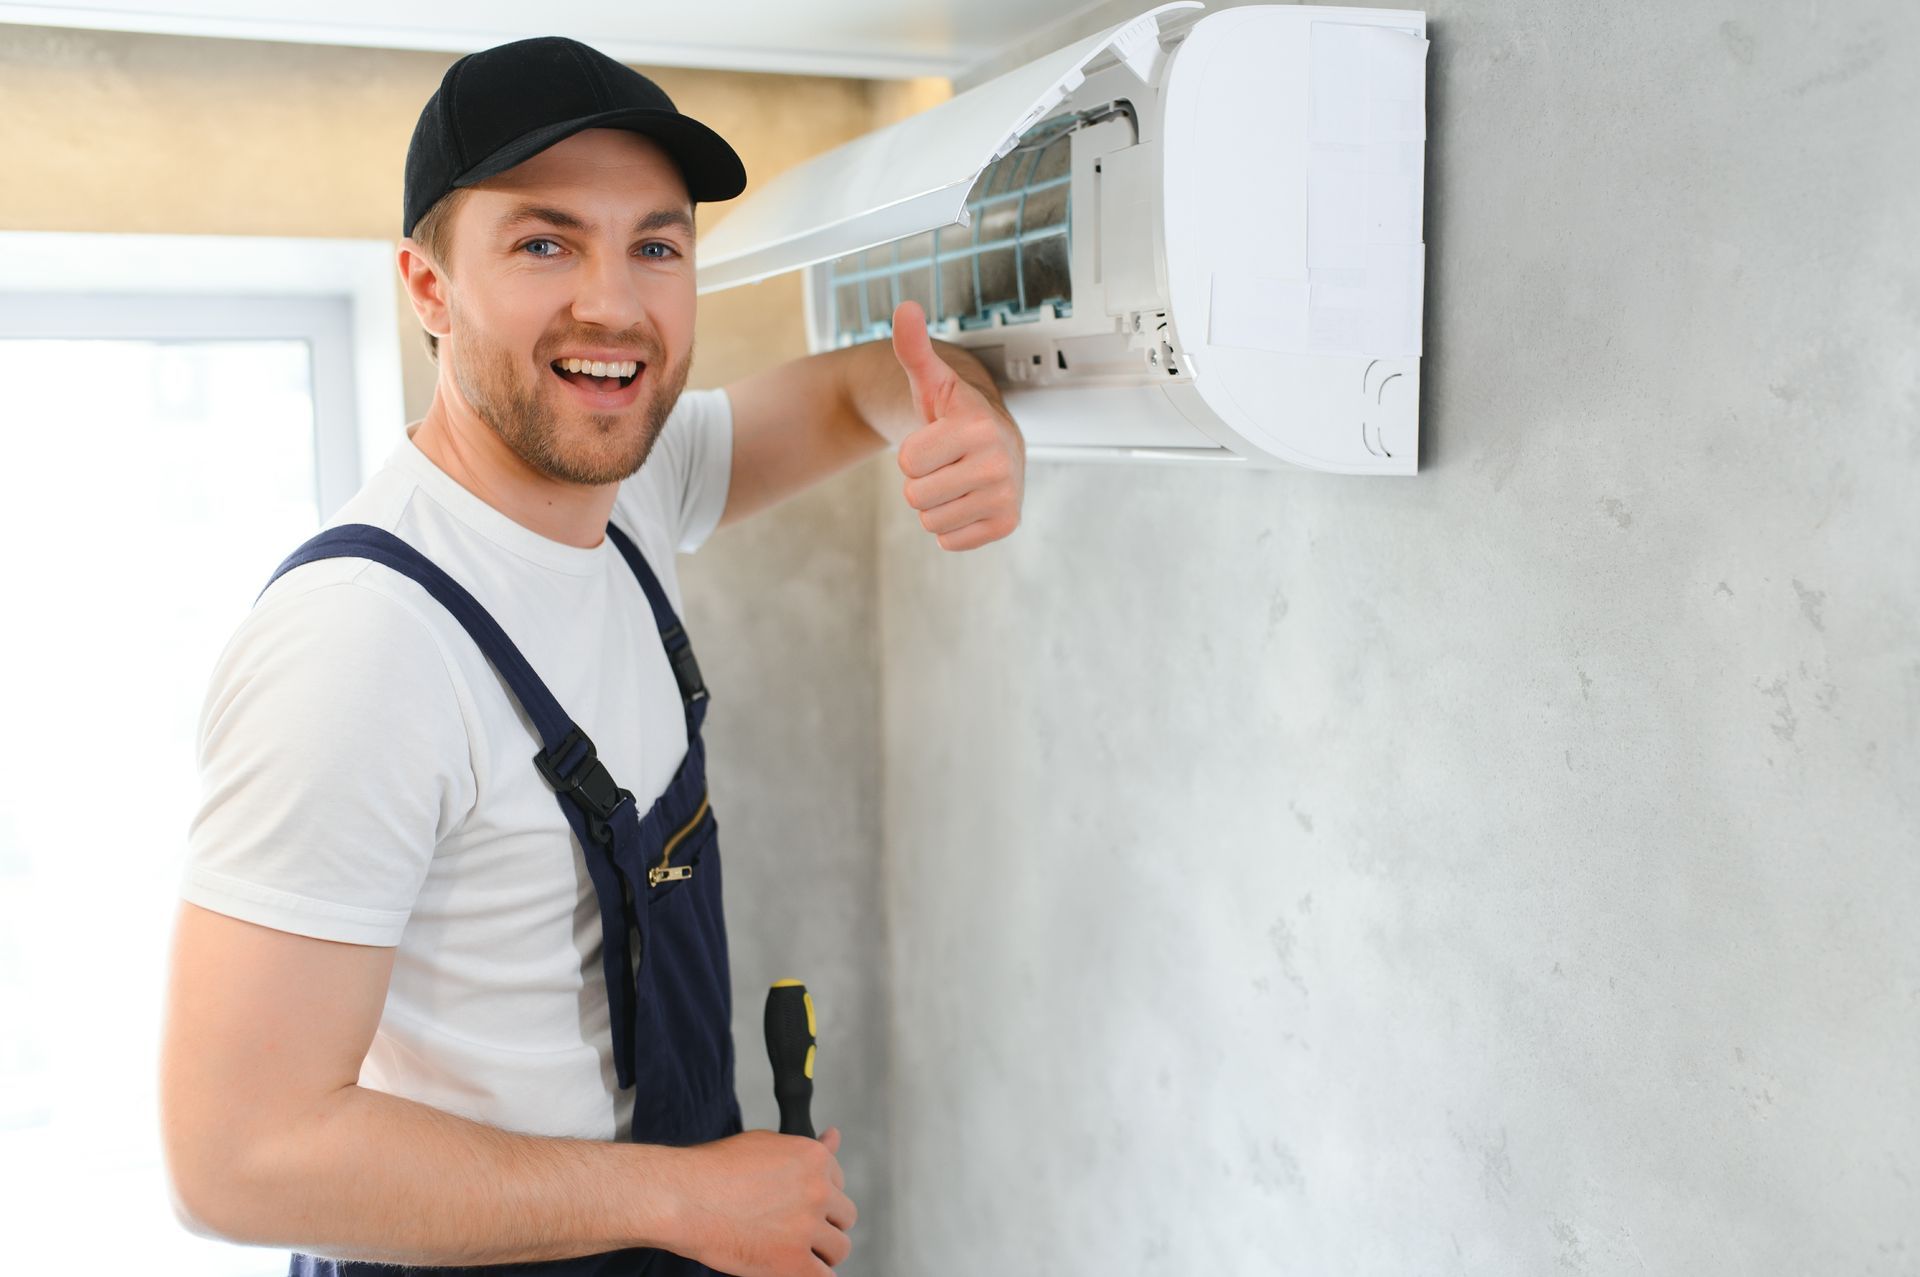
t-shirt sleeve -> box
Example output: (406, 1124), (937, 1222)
(179, 573), (476, 946)
(637, 385), (735, 554)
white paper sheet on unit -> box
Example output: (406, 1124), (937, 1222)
(1207, 21), (1428, 360)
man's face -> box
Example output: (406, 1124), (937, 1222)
(438, 127), (697, 486)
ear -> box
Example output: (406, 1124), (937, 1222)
(397, 239), (450, 345)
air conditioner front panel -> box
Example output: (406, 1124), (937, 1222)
(694, 2), (1202, 294)
(1162, 6), (1427, 474)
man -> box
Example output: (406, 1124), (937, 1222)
(157, 35), (1024, 1277)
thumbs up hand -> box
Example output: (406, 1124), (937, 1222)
(890, 300), (1025, 552)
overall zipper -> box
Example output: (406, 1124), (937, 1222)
(649, 792), (710, 886)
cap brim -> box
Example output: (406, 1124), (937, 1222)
(452, 106), (747, 203)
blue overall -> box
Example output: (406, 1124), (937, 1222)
(260, 520), (742, 1276)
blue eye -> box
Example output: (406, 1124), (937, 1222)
(517, 238), (680, 259)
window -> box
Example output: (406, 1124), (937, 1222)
(0, 234), (404, 1274)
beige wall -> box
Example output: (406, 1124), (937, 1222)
(1, 23), (940, 1276)
(0, 23), (944, 414)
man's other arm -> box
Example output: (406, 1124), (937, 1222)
(159, 901), (684, 1265)
(160, 905), (854, 1273)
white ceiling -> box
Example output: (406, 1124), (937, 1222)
(0, 0), (1131, 78)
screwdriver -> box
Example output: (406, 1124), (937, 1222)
(764, 979), (816, 1138)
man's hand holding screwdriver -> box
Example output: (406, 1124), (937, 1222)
(661, 1125), (856, 1276)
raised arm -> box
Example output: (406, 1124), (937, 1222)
(718, 300), (1024, 550)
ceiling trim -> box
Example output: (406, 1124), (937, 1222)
(0, 4), (978, 78)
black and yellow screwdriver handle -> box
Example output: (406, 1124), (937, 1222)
(763, 979), (816, 1138)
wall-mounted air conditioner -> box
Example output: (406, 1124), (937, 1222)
(695, 2), (1429, 473)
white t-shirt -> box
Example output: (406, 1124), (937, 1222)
(179, 386), (734, 1142)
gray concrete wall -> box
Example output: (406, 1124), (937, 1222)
(876, 2), (1919, 1273)
(681, 461), (890, 1272)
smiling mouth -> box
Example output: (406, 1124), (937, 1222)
(550, 360), (642, 390)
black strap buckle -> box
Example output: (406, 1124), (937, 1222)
(534, 726), (631, 845)
(661, 623), (710, 705)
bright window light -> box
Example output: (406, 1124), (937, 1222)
(0, 232), (403, 1274)
(0, 336), (326, 1274)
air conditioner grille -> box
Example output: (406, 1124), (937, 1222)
(825, 112), (1081, 346)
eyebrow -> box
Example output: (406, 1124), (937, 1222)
(495, 203), (695, 238)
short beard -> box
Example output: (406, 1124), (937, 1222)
(452, 325), (693, 486)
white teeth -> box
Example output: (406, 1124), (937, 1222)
(556, 358), (639, 377)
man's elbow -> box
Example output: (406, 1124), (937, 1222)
(165, 1160), (242, 1244)
(167, 1176), (230, 1243)
(160, 1106), (281, 1246)
(164, 1142), (250, 1244)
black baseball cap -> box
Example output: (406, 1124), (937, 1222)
(403, 35), (748, 238)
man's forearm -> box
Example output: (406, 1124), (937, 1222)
(845, 335), (1007, 449)
(187, 1082), (687, 1267)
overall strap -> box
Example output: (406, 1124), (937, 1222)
(604, 521), (708, 713)
(261, 522), (646, 1089)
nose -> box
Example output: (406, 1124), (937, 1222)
(568, 241), (648, 334)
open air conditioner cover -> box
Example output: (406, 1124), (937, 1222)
(694, 2), (1201, 294)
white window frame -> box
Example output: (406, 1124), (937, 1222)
(0, 231), (406, 519)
